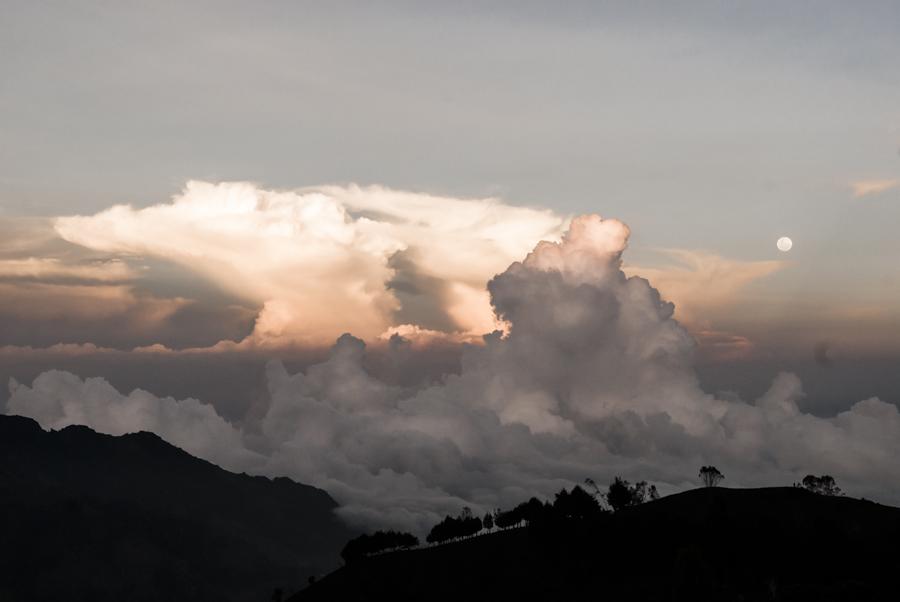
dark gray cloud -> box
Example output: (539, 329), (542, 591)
(386, 249), (459, 332)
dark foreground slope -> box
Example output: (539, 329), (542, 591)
(0, 414), (356, 602)
(294, 487), (900, 602)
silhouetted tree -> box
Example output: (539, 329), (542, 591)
(427, 507), (484, 544)
(606, 477), (633, 511)
(553, 488), (571, 517)
(494, 508), (519, 530)
(513, 497), (546, 525)
(553, 485), (602, 520)
(452, 506), (482, 538)
(699, 466), (725, 488)
(584, 477), (602, 498)
(460, 507), (483, 538)
(800, 475), (842, 496)
(426, 516), (458, 544)
(483, 511), (494, 531)
(605, 476), (653, 512)
(819, 475), (841, 496)
(341, 530), (420, 563)
(632, 481), (652, 503)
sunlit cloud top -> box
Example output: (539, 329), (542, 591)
(54, 181), (568, 347)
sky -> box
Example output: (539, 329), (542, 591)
(2, 1), (900, 529)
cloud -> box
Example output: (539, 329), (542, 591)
(10, 215), (900, 534)
(7, 370), (262, 471)
(54, 181), (568, 347)
(0, 281), (257, 349)
(0, 217), (67, 256)
(692, 329), (755, 360)
(851, 179), (899, 198)
(0, 215), (259, 350)
(626, 249), (783, 326)
(8, 183), (782, 361)
(0, 257), (135, 282)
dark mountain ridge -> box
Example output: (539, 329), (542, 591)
(295, 486), (900, 602)
(0, 414), (356, 602)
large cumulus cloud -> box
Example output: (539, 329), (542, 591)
(53, 181), (568, 346)
(2, 182), (784, 371)
(9, 215), (900, 533)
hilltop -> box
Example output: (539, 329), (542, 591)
(294, 487), (900, 602)
(0, 414), (356, 602)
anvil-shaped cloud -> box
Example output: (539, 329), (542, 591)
(54, 181), (567, 346)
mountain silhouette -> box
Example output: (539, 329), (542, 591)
(0, 414), (356, 602)
(294, 487), (900, 602)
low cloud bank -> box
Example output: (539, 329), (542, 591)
(10, 215), (900, 532)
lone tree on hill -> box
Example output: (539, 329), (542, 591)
(699, 466), (725, 488)
(482, 511), (494, 531)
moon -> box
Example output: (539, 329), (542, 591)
(776, 236), (793, 252)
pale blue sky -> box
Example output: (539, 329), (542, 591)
(3, 2), (898, 239)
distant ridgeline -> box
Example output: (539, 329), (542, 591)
(0, 414), (357, 602)
(303, 476), (900, 602)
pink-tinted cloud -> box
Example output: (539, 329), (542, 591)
(54, 181), (567, 348)
(851, 179), (899, 198)
(626, 249), (783, 325)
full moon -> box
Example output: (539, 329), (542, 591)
(777, 236), (793, 252)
